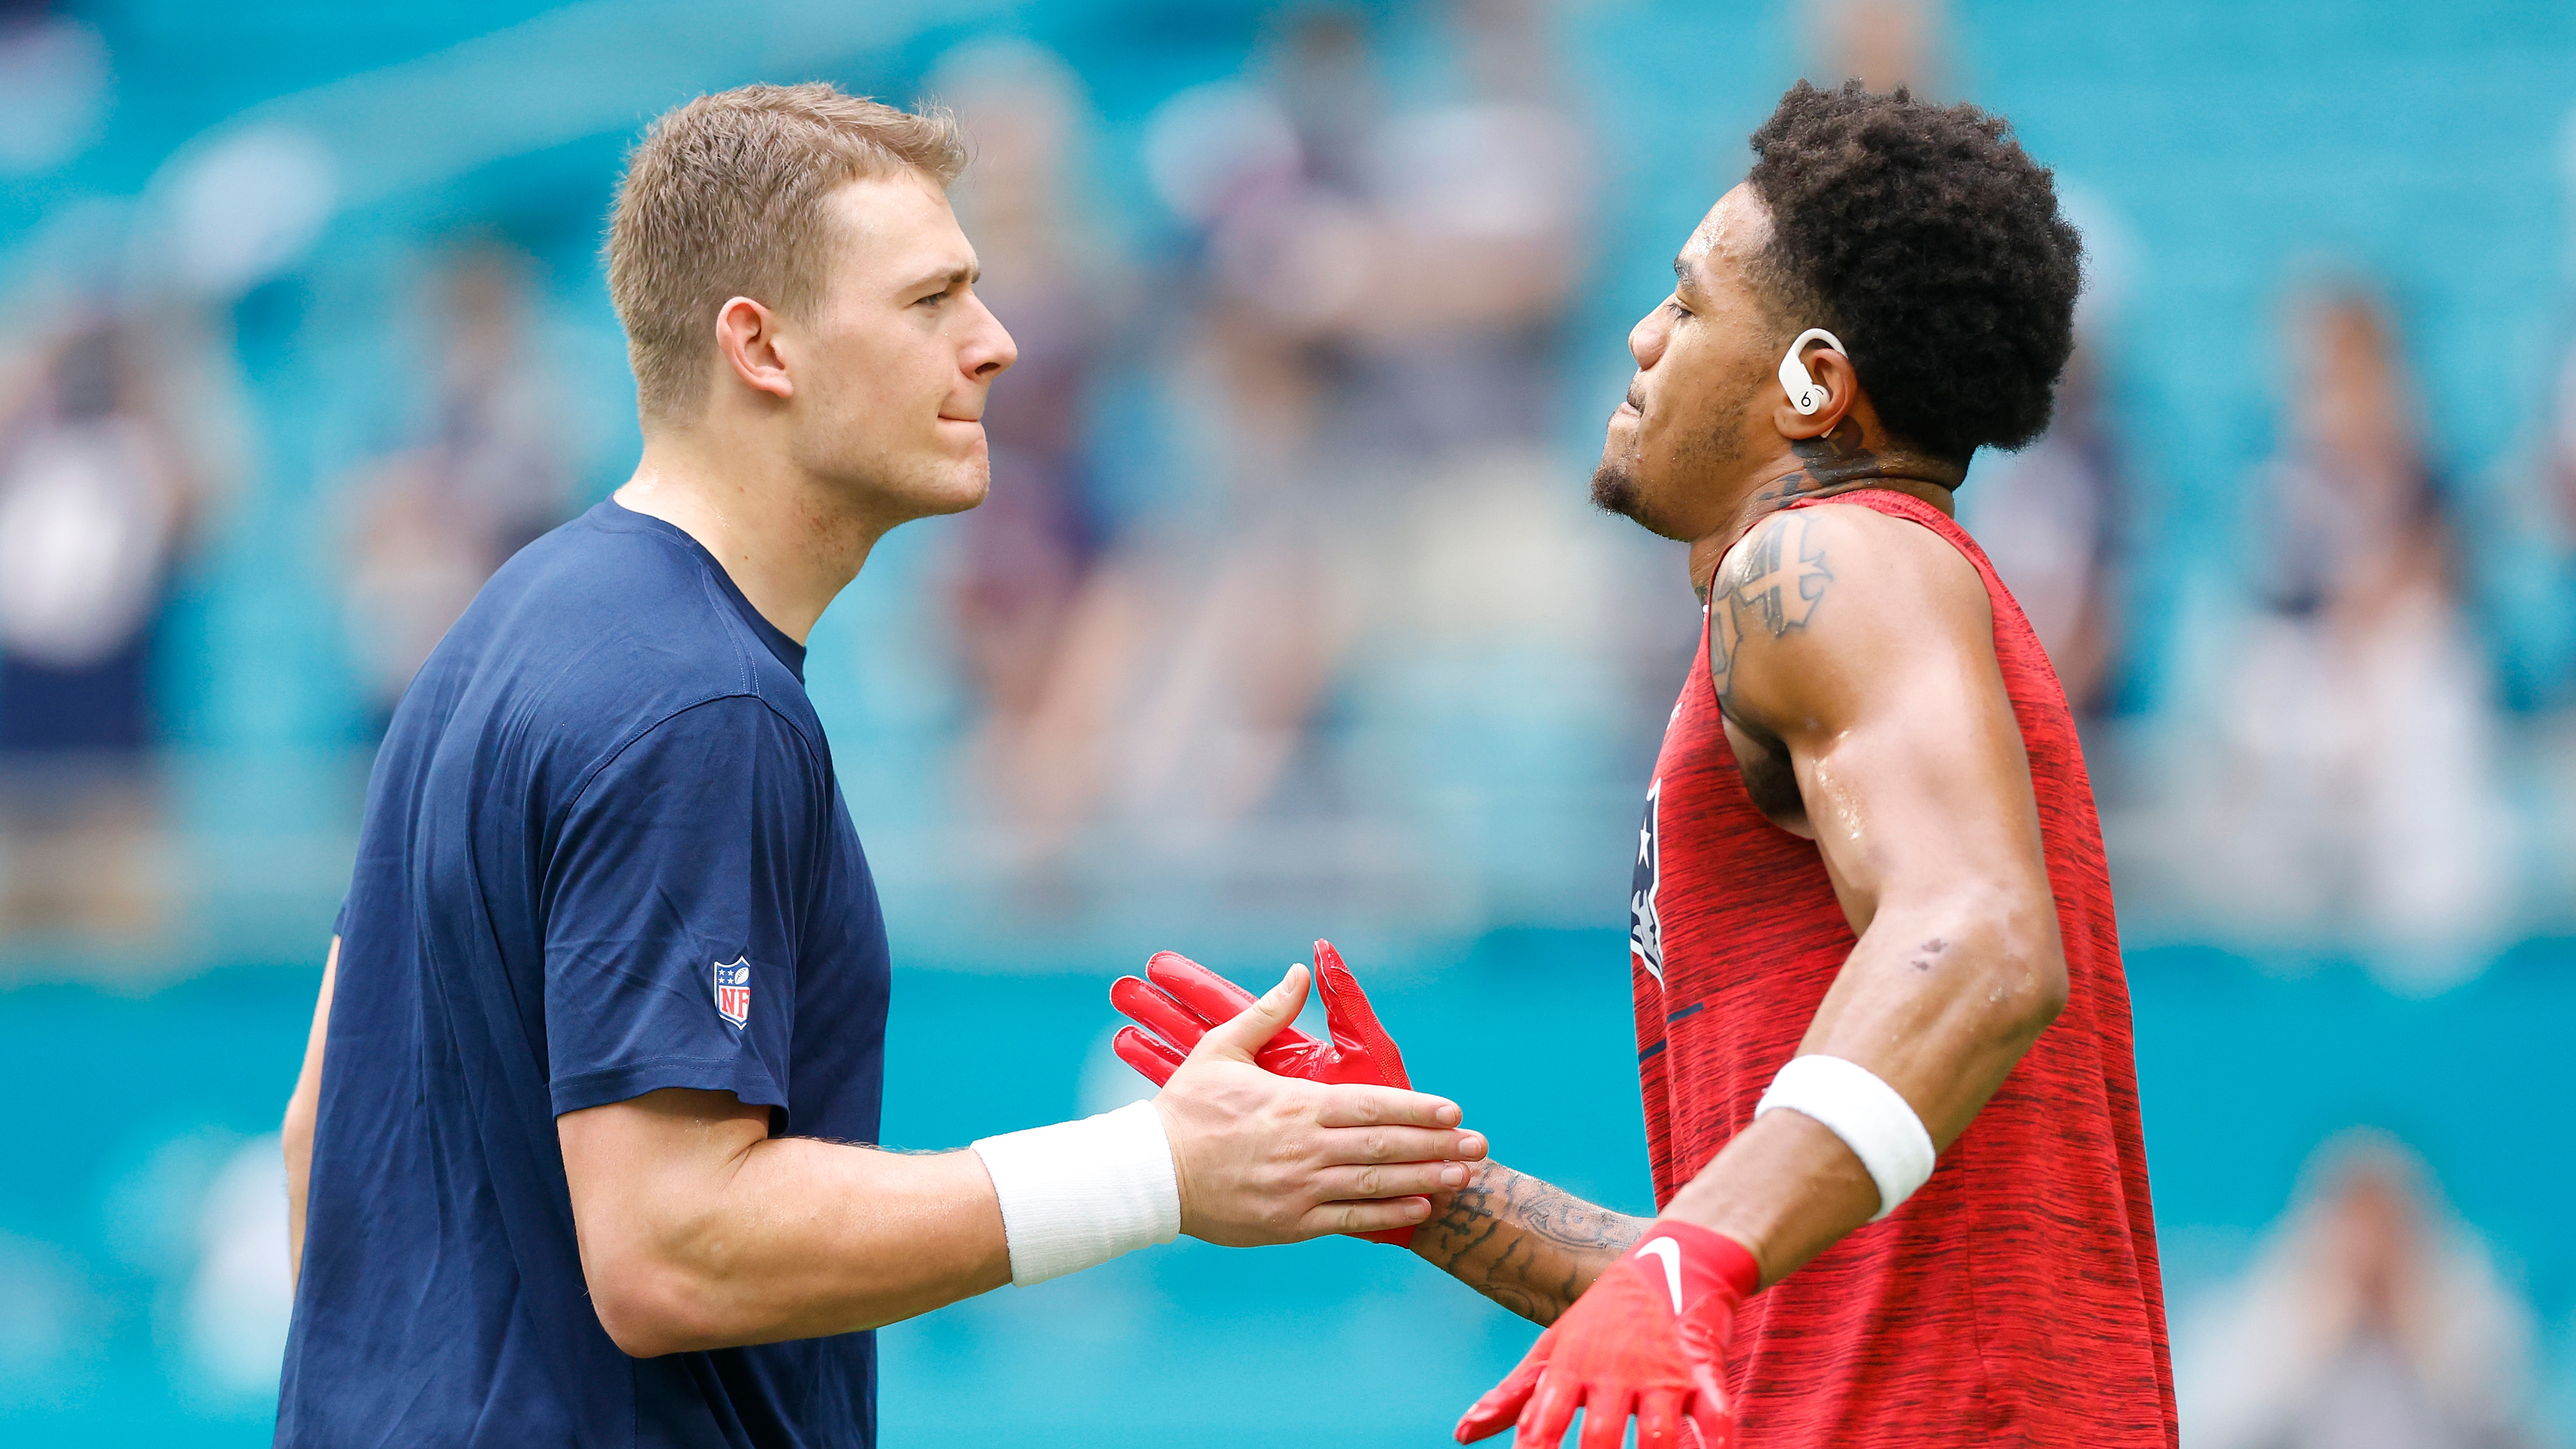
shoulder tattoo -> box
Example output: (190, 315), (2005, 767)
(1710, 513), (1834, 703)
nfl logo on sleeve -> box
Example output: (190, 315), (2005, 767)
(712, 957), (752, 1028)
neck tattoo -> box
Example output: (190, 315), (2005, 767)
(1750, 418), (1967, 509)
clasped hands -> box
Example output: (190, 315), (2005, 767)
(1113, 942), (1749, 1449)
(1138, 954), (1484, 1247)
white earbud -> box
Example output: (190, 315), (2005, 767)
(1778, 327), (1846, 416)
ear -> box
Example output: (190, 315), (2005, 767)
(714, 296), (794, 403)
(1771, 337), (1857, 442)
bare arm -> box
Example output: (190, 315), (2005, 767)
(1411, 1162), (1646, 1324)
(282, 936), (337, 1290)
(1667, 504), (2068, 1282)
(559, 1088), (1011, 1352)
(560, 966), (1487, 1358)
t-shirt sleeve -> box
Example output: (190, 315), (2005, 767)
(541, 695), (820, 1118)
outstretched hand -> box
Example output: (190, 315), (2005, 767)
(1113, 942), (1419, 1243)
(1148, 962), (1484, 1248)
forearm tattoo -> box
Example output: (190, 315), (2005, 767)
(1413, 1163), (1647, 1325)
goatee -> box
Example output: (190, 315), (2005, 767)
(1590, 462), (1644, 520)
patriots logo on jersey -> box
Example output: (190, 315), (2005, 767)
(713, 957), (752, 1028)
(1630, 776), (1664, 986)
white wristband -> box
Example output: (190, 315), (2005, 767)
(970, 1101), (1181, 1286)
(1754, 1054), (1937, 1222)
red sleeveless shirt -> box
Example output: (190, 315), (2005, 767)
(1627, 489), (2176, 1446)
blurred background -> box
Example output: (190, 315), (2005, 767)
(2, 0), (2574, 1442)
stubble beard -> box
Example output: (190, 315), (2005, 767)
(1595, 401), (1754, 541)
(1590, 460), (1646, 523)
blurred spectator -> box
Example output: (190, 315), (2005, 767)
(0, 312), (202, 938)
(2185, 287), (2512, 984)
(1113, 37), (1357, 843)
(1821, 1), (2131, 719)
(1963, 185), (2141, 723)
(2179, 1131), (2540, 1449)
(1803, 0), (1950, 95)
(929, 42), (1130, 847)
(0, 4), (109, 176)
(1110, 0), (1602, 844)
(1329, 0), (1587, 456)
(1965, 341), (2127, 720)
(339, 246), (570, 729)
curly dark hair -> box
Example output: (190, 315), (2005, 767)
(1746, 81), (2082, 465)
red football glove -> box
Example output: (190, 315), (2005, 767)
(1454, 1220), (1758, 1449)
(1109, 940), (1416, 1244)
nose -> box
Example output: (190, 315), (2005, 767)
(962, 293), (1017, 382)
(1629, 302), (1670, 372)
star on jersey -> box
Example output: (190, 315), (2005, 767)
(1630, 776), (1664, 985)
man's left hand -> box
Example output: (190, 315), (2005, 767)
(1109, 940), (1416, 1243)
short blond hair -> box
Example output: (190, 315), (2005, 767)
(607, 83), (967, 422)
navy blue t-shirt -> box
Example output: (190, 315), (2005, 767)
(278, 500), (892, 1448)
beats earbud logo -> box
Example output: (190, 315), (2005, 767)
(1778, 327), (1846, 416)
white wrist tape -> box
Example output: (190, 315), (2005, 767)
(1754, 1054), (1937, 1222)
(970, 1101), (1181, 1286)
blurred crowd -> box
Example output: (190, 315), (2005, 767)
(931, 6), (1655, 916)
(3, 0), (2574, 1440)
(4, 0), (2574, 969)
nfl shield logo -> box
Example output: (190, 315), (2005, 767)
(712, 957), (752, 1028)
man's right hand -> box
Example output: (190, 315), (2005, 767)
(1153, 963), (1485, 1246)
(1454, 1220), (1758, 1448)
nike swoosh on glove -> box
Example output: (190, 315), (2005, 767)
(1108, 941), (1416, 1244)
(1454, 1219), (1759, 1449)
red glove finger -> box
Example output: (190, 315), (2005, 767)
(1108, 974), (1355, 1121)
(1517, 1371), (1583, 1449)
(1683, 1395), (1729, 1449)
(1455, 1351), (1549, 1443)
(1110, 974), (1214, 1057)
(1110, 1025), (1184, 1087)
(1312, 940), (1408, 1088)
(1635, 1390), (1686, 1449)
(1144, 952), (1326, 1065)
(1578, 1384), (1638, 1449)
(1677, 1281), (1739, 1449)
(1112, 963), (1330, 1082)
(1143, 949), (1258, 1018)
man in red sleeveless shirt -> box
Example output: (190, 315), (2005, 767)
(1110, 81), (2176, 1448)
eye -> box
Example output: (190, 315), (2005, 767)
(1664, 298), (1692, 320)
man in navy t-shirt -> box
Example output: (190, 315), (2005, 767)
(284, 499), (892, 1442)
(275, 85), (1485, 1448)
